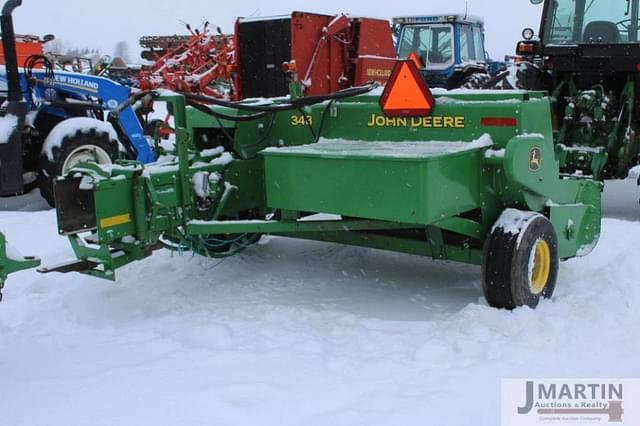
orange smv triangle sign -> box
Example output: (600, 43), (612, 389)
(379, 60), (435, 117)
(407, 52), (423, 68)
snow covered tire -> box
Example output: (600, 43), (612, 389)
(482, 211), (559, 310)
(39, 124), (118, 207)
(461, 73), (492, 90)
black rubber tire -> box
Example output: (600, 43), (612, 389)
(461, 73), (492, 89)
(482, 212), (559, 310)
(514, 62), (553, 91)
(39, 127), (118, 207)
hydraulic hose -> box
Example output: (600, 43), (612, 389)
(24, 55), (55, 81)
(187, 100), (269, 122)
(180, 82), (378, 114)
(112, 91), (158, 115)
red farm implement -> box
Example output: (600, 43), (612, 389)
(137, 24), (235, 98)
(137, 11), (396, 100)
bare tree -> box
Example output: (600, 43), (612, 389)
(113, 41), (130, 63)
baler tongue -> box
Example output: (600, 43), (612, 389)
(261, 136), (494, 226)
(0, 232), (40, 301)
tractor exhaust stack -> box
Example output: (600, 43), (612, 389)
(0, 0), (26, 196)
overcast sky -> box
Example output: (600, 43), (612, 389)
(13, 0), (543, 62)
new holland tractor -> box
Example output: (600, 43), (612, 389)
(514, 0), (640, 181)
(0, 0), (157, 207)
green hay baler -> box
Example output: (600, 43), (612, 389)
(40, 69), (602, 310)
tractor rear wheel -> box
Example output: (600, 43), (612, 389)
(461, 72), (492, 89)
(39, 122), (119, 207)
(482, 210), (559, 310)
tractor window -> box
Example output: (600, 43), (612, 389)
(473, 27), (486, 61)
(583, 0), (636, 41)
(397, 25), (453, 69)
(545, 0), (638, 44)
(459, 25), (477, 62)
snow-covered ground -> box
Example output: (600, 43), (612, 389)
(1, 180), (639, 426)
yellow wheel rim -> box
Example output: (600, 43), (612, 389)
(530, 239), (551, 295)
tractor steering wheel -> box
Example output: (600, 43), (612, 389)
(616, 19), (632, 36)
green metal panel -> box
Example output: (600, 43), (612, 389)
(317, 91), (548, 146)
(186, 219), (421, 235)
(94, 178), (137, 241)
(262, 140), (485, 225)
(219, 158), (266, 216)
(289, 229), (483, 266)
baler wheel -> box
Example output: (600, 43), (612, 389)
(39, 128), (118, 207)
(482, 213), (559, 310)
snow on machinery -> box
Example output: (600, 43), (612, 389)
(48, 54), (137, 88)
(139, 35), (192, 61)
(136, 12), (397, 100)
(39, 57), (602, 311)
(394, 14), (507, 89)
(0, 0), (157, 207)
(137, 23), (235, 98)
(514, 0), (640, 181)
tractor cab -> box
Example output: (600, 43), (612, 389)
(519, 0), (640, 79)
(393, 15), (503, 89)
(514, 0), (640, 181)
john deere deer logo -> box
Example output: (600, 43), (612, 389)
(529, 147), (542, 171)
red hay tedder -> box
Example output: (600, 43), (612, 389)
(137, 24), (235, 98)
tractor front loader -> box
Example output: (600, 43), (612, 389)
(40, 59), (603, 310)
(0, 0), (158, 207)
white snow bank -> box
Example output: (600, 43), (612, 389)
(0, 114), (18, 144)
(629, 165), (640, 179)
(1, 180), (639, 426)
(41, 118), (119, 161)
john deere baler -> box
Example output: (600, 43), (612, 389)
(42, 63), (602, 310)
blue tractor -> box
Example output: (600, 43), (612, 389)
(393, 14), (506, 89)
(0, 0), (157, 206)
